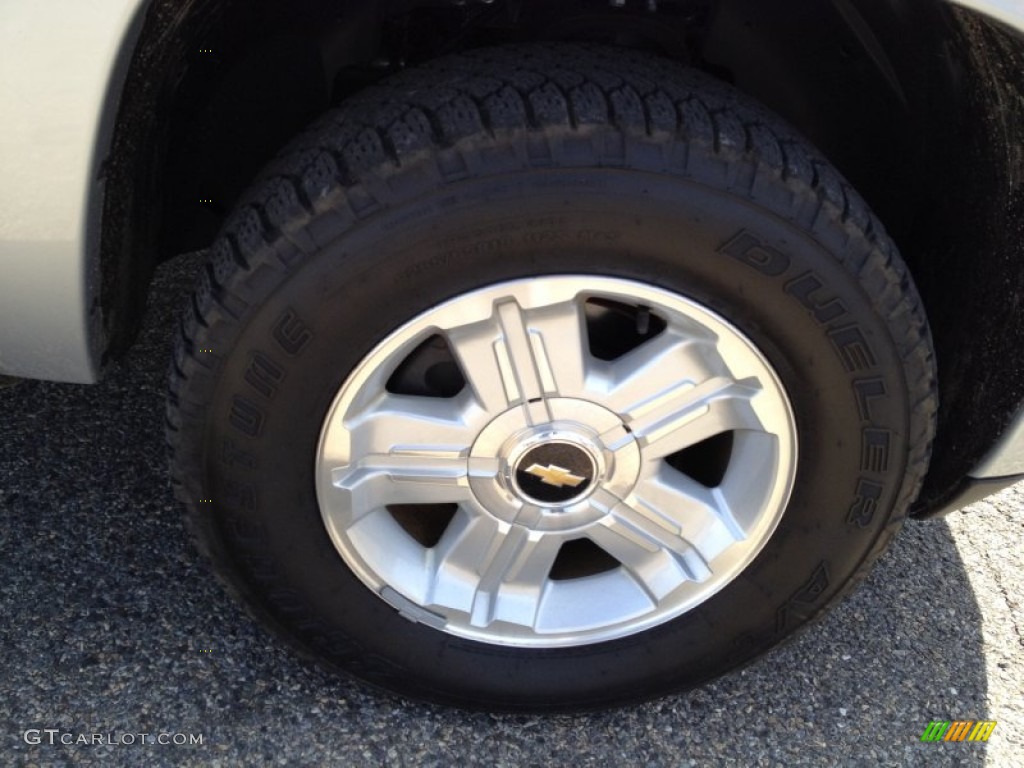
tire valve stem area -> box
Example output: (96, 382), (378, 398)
(636, 305), (651, 335)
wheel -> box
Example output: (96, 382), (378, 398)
(167, 44), (936, 710)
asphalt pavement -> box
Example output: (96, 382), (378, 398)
(1, 252), (1021, 767)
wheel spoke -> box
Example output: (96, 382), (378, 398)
(352, 393), (479, 451)
(614, 371), (764, 459)
(586, 479), (733, 599)
(649, 376), (761, 457)
(468, 523), (561, 628)
(522, 297), (589, 398)
(631, 468), (745, 554)
(331, 451), (487, 512)
(430, 509), (562, 629)
(443, 297), (588, 421)
(327, 393), (492, 515)
(597, 331), (715, 412)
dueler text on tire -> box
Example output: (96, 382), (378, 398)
(167, 44), (936, 711)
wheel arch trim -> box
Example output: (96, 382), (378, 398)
(970, 408), (1024, 479)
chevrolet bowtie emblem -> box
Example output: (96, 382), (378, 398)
(523, 463), (586, 488)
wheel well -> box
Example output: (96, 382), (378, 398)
(100, 0), (1024, 514)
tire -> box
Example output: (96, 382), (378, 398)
(167, 44), (936, 711)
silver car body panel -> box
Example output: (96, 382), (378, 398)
(0, 0), (143, 384)
(0, 0), (1021, 479)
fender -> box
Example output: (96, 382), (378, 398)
(0, 0), (148, 383)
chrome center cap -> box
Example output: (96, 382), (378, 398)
(467, 397), (641, 531)
(511, 438), (598, 506)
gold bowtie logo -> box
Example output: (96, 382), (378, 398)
(523, 463), (586, 488)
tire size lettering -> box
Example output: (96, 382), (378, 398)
(719, 230), (897, 531)
(828, 325), (878, 373)
(575, 229), (620, 244)
(775, 561), (831, 634)
(220, 438), (255, 470)
(718, 231), (790, 276)
(522, 231), (566, 246)
(273, 309), (313, 356)
(222, 478), (256, 512)
(432, 217), (566, 249)
(409, 222), (619, 279)
(719, 231), (880, 372)
(244, 352), (285, 399)
(784, 272), (848, 324)
(852, 378), (887, 422)
(847, 478), (884, 528)
(861, 429), (891, 473)
(229, 396), (265, 437)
